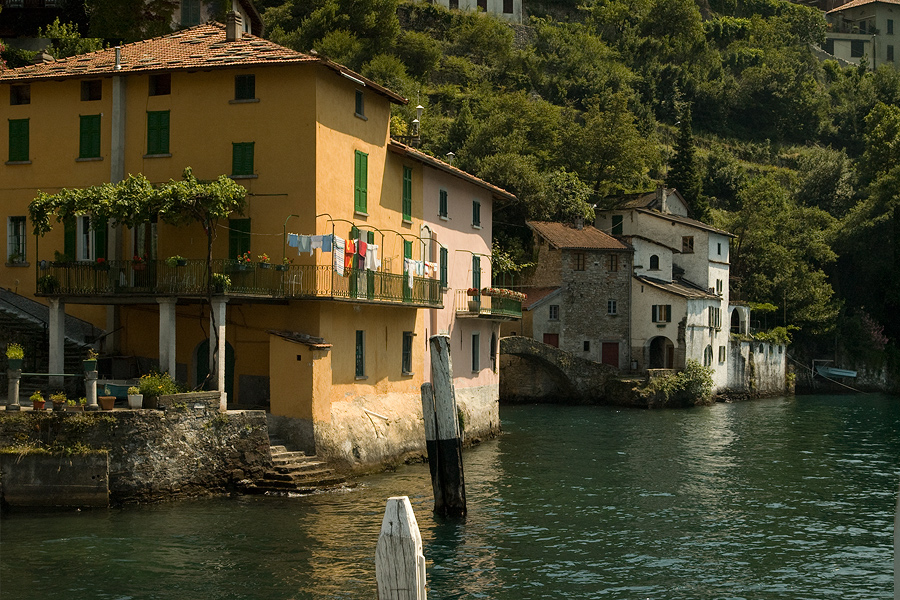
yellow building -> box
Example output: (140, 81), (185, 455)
(0, 18), (518, 471)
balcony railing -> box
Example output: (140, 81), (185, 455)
(35, 259), (442, 308)
(454, 289), (522, 320)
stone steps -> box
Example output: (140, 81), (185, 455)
(242, 443), (350, 496)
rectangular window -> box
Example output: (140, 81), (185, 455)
(652, 304), (672, 323)
(503, 0), (513, 13)
(355, 90), (365, 117)
(472, 255), (481, 290)
(607, 299), (617, 315)
(79, 216), (94, 261)
(10, 84), (30, 105)
(81, 80), (101, 101)
(472, 333), (480, 372)
(79, 114), (101, 159)
(708, 307), (721, 329)
(611, 214), (623, 235)
(439, 189), (448, 218)
(181, 0), (201, 25)
(232, 142), (254, 176)
(573, 252), (586, 271)
(609, 254), (618, 272)
(146, 110), (170, 155)
(851, 39), (865, 58)
(583, 340), (590, 352)
(228, 218), (251, 259)
(716, 279), (723, 295)
(449, 0), (458, 8)
(439, 247), (448, 288)
(402, 166), (412, 221)
(402, 331), (413, 375)
(235, 74), (256, 100)
(477, 0), (486, 10)
(472, 200), (481, 227)
(717, 242), (722, 255)
(682, 236), (694, 253)
(355, 330), (366, 377)
(889, 19), (895, 34)
(354, 150), (368, 213)
(7, 216), (26, 264)
(719, 345), (726, 363)
(8, 118), (29, 162)
(549, 304), (559, 320)
(149, 73), (171, 96)
(824, 38), (834, 55)
(889, 45), (895, 62)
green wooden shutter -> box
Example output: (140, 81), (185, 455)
(402, 166), (412, 221)
(366, 230), (375, 298)
(439, 247), (448, 288)
(354, 150), (367, 213)
(234, 75), (255, 100)
(228, 218), (251, 258)
(472, 255), (481, 291)
(232, 142), (254, 176)
(147, 111), (169, 155)
(63, 217), (76, 261)
(8, 119), (29, 162)
(79, 115), (101, 159)
(94, 219), (107, 260)
(472, 200), (481, 226)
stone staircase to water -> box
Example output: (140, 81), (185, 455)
(242, 444), (350, 496)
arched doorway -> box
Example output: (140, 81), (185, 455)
(195, 339), (235, 403)
(648, 336), (674, 369)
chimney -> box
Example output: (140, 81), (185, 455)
(114, 46), (122, 70)
(574, 216), (584, 230)
(656, 183), (665, 205)
(32, 51), (54, 64)
(226, 12), (243, 42)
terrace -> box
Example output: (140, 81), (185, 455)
(34, 259), (443, 308)
(454, 289), (523, 321)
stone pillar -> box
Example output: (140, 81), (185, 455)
(6, 368), (21, 411)
(209, 298), (228, 411)
(157, 297), (177, 375)
(49, 298), (66, 389)
(85, 370), (99, 411)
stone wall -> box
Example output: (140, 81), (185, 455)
(724, 339), (787, 397)
(0, 404), (271, 505)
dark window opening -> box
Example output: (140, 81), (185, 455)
(235, 74), (255, 100)
(81, 80), (101, 101)
(611, 214), (623, 235)
(10, 84), (30, 105)
(149, 73), (171, 96)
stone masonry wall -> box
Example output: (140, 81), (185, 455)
(0, 404), (271, 505)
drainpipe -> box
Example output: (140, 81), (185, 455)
(108, 55), (127, 353)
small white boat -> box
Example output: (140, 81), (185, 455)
(815, 365), (858, 378)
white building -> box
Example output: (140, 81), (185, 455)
(823, 0), (900, 67)
(429, 0), (523, 23)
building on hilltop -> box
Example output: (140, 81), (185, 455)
(822, 0), (900, 67)
(428, 0), (523, 24)
(0, 17), (519, 471)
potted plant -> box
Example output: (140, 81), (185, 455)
(83, 348), (99, 372)
(133, 254), (147, 271)
(139, 372), (178, 409)
(50, 392), (66, 411)
(127, 386), (143, 409)
(211, 273), (231, 293)
(94, 257), (109, 271)
(30, 391), (45, 411)
(37, 274), (60, 293)
(6, 342), (24, 371)
(275, 257), (292, 272)
(235, 251), (253, 271)
(466, 288), (479, 297)
(257, 253), (271, 269)
(65, 398), (86, 412)
(98, 394), (115, 410)
(166, 255), (187, 267)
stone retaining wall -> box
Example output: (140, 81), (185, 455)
(0, 400), (271, 505)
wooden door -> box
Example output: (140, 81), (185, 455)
(543, 333), (559, 348)
(601, 342), (619, 367)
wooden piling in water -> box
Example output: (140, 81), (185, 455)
(423, 335), (467, 517)
(375, 496), (427, 600)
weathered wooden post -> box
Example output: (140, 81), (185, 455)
(375, 496), (427, 600)
(426, 335), (466, 517)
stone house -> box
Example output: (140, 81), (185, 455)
(512, 221), (633, 368)
(823, 0), (900, 68)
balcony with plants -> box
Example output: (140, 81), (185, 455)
(455, 287), (523, 320)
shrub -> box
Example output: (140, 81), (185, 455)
(138, 372), (179, 398)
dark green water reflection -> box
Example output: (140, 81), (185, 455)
(2, 394), (898, 599)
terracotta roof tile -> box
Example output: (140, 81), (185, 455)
(0, 23), (315, 83)
(827, 0), (900, 14)
(527, 221), (631, 250)
(518, 287), (561, 310)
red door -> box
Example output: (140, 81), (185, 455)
(601, 342), (619, 367)
(543, 333), (559, 348)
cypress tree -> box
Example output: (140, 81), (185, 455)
(667, 103), (709, 221)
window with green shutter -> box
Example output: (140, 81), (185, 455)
(181, 0), (201, 26)
(439, 189), (448, 218)
(228, 218), (251, 259)
(147, 111), (170, 155)
(234, 75), (255, 100)
(402, 166), (412, 221)
(8, 119), (29, 162)
(439, 247), (448, 288)
(402, 331), (413, 374)
(354, 150), (368, 213)
(472, 255), (481, 290)
(403, 240), (412, 302)
(232, 142), (254, 176)
(472, 200), (481, 227)
(79, 114), (101, 159)
(63, 217), (76, 261)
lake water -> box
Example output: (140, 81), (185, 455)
(2, 394), (898, 599)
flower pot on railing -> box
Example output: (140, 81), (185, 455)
(176, 259), (187, 267)
(468, 300), (480, 313)
(83, 359), (97, 372)
(98, 396), (115, 410)
(7, 358), (23, 371)
(32, 399), (46, 411)
(274, 264), (288, 272)
(134, 263), (147, 271)
(94, 260), (109, 271)
(258, 262), (270, 269)
(127, 394), (143, 409)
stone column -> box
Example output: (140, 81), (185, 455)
(85, 370), (99, 411)
(157, 297), (177, 375)
(49, 298), (66, 390)
(6, 368), (21, 411)
(209, 298), (228, 411)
